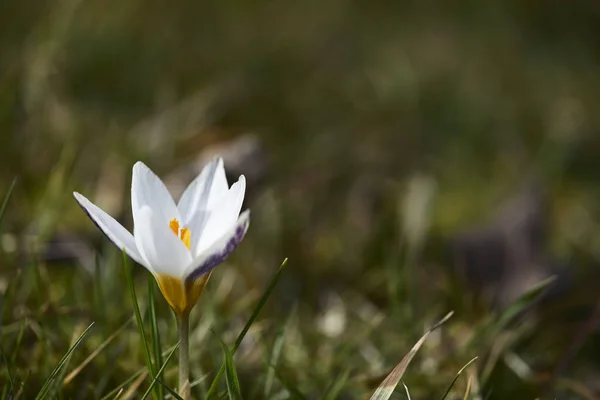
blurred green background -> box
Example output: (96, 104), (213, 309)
(3, 0), (600, 398)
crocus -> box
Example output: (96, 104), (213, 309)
(73, 157), (249, 316)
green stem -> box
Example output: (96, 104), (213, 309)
(178, 311), (191, 399)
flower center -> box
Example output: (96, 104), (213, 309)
(158, 218), (207, 316)
(169, 218), (191, 250)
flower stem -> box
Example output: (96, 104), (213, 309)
(178, 311), (191, 399)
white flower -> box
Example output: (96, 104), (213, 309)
(73, 157), (249, 315)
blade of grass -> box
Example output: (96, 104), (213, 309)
(0, 269), (23, 330)
(140, 342), (179, 400)
(402, 381), (411, 400)
(463, 376), (473, 400)
(95, 343), (126, 398)
(0, 347), (14, 397)
(190, 374), (210, 389)
(206, 258), (288, 398)
(63, 318), (133, 385)
(148, 275), (164, 400)
(156, 378), (184, 400)
(0, 176), (17, 348)
(120, 371), (148, 400)
(47, 327), (84, 397)
(369, 311), (454, 400)
(478, 276), (555, 386)
(35, 322), (94, 400)
(112, 388), (124, 400)
(93, 254), (108, 333)
(4, 322), (25, 398)
(220, 339), (242, 400)
(0, 177), (17, 231)
(273, 367), (307, 400)
(439, 357), (478, 400)
(263, 308), (294, 398)
(100, 343), (179, 400)
(122, 249), (158, 400)
(14, 370), (30, 400)
(162, 374), (210, 399)
(100, 371), (145, 400)
(10, 320), (26, 366)
(322, 367), (351, 400)
(556, 377), (598, 400)
(493, 276), (556, 333)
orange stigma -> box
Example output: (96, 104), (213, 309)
(169, 218), (191, 250)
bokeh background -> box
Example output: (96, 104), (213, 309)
(3, 0), (600, 398)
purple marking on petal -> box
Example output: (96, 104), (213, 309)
(74, 197), (142, 266)
(76, 200), (122, 250)
(185, 220), (249, 284)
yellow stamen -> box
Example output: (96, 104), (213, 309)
(180, 228), (191, 250)
(169, 218), (191, 250)
(169, 219), (180, 236)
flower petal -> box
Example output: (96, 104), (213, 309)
(185, 209), (210, 256)
(194, 175), (246, 256)
(155, 272), (211, 316)
(184, 209), (250, 283)
(177, 157), (229, 225)
(154, 274), (187, 316)
(73, 192), (148, 269)
(131, 161), (180, 230)
(134, 205), (192, 278)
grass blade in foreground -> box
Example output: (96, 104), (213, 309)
(369, 311), (454, 400)
(463, 376), (473, 400)
(63, 318), (133, 386)
(36, 322), (94, 400)
(402, 382), (411, 400)
(99, 343), (179, 400)
(439, 357), (478, 400)
(148, 275), (164, 400)
(479, 276), (556, 386)
(493, 276), (555, 333)
(157, 379), (184, 400)
(220, 339), (242, 400)
(123, 250), (158, 400)
(205, 258), (288, 398)
(140, 343), (180, 400)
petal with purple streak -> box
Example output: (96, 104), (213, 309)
(73, 192), (148, 269)
(184, 210), (250, 284)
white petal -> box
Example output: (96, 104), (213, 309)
(73, 192), (148, 269)
(194, 175), (246, 256)
(134, 205), (192, 278)
(184, 209), (210, 256)
(131, 161), (180, 230)
(177, 157), (228, 225)
(183, 210), (250, 282)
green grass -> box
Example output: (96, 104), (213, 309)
(2, 0), (600, 398)
(123, 249), (159, 399)
(0, 161), (595, 400)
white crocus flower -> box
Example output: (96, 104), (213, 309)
(73, 157), (249, 316)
